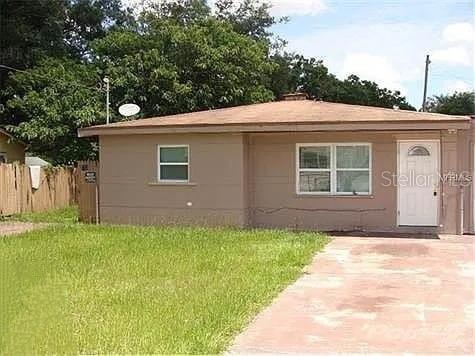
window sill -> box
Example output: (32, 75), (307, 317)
(295, 193), (374, 198)
(148, 182), (197, 186)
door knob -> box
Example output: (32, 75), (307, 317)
(433, 191), (437, 196)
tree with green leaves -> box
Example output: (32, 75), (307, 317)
(2, 58), (104, 164)
(1, 0), (422, 164)
(64, 0), (135, 58)
(93, 10), (275, 117)
(215, 0), (283, 42)
(142, 0), (210, 25)
(426, 92), (474, 115)
(0, 0), (134, 88)
(269, 53), (415, 110)
(1, 7), (276, 162)
(0, 0), (68, 70)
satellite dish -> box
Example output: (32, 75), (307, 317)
(118, 103), (140, 117)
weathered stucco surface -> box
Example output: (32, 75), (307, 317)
(99, 133), (248, 226)
(98, 128), (473, 234)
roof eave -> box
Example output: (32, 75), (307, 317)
(78, 120), (471, 137)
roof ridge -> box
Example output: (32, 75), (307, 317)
(116, 100), (468, 126)
(315, 100), (469, 118)
(107, 100), (280, 127)
(81, 99), (470, 133)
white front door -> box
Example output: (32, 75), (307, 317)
(398, 140), (439, 226)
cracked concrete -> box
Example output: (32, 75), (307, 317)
(230, 235), (475, 354)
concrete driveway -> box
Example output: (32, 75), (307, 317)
(231, 235), (475, 354)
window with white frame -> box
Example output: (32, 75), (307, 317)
(158, 145), (189, 182)
(297, 143), (371, 195)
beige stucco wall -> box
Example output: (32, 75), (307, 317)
(99, 133), (248, 226)
(457, 120), (475, 233)
(249, 131), (437, 233)
(472, 120), (475, 233)
(440, 125), (475, 235)
(0, 133), (25, 163)
(98, 129), (473, 234)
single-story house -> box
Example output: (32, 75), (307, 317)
(78, 96), (474, 235)
(0, 128), (26, 163)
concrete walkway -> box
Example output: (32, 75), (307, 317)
(0, 222), (42, 236)
(231, 235), (475, 354)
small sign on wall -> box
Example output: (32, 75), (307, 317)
(84, 171), (96, 184)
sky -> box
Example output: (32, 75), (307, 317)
(127, 0), (474, 108)
(269, 0), (474, 108)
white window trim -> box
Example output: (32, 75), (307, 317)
(157, 144), (190, 183)
(296, 143), (372, 196)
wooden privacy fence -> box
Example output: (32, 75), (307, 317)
(0, 163), (76, 216)
(75, 161), (99, 224)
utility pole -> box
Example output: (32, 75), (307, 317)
(103, 77), (110, 124)
(422, 55), (431, 112)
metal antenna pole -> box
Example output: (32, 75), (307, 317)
(104, 77), (110, 124)
(422, 55), (431, 112)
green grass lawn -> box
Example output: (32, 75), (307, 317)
(0, 221), (329, 354)
(1, 206), (79, 224)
